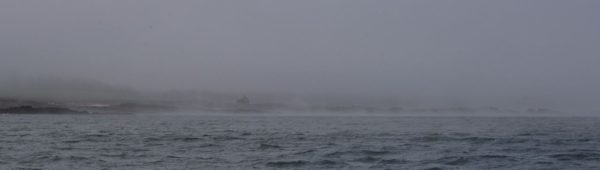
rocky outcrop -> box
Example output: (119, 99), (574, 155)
(0, 105), (86, 114)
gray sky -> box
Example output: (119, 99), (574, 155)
(1, 1), (600, 106)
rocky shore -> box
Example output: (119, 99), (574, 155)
(0, 105), (86, 114)
(0, 98), (161, 114)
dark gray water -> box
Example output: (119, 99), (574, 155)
(1, 113), (600, 170)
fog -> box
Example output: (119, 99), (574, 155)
(1, 1), (600, 111)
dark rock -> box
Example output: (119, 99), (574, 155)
(0, 105), (86, 114)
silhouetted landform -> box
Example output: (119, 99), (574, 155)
(0, 98), (51, 108)
(0, 96), (178, 114)
(0, 105), (86, 114)
(0, 77), (570, 115)
(60, 102), (177, 115)
(98, 102), (176, 113)
(0, 96), (562, 115)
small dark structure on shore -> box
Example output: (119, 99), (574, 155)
(236, 96), (250, 105)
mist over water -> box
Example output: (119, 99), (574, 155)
(2, 1), (600, 170)
(1, 0), (600, 111)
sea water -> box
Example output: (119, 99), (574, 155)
(1, 113), (599, 170)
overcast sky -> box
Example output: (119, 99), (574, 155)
(1, 1), (600, 106)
